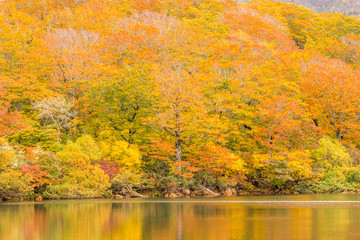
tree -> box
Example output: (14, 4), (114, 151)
(0, 77), (26, 137)
(86, 65), (155, 144)
(301, 58), (360, 143)
(0, 103), (25, 137)
(254, 95), (307, 156)
(151, 62), (206, 165)
(33, 97), (75, 142)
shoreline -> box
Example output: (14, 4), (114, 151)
(2, 189), (359, 203)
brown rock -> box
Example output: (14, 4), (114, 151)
(183, 189), (191, 196)
(0, 198), (2, 202)
(169, 193), (177, 198)
(164, 193), (169, 198)
(224, 188), (233, 196)
(231, 188), (237, 195)
(342, 190), (355, 194)
(114, 195), (123, 199)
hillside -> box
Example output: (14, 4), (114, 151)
(275, 0), (360, 14)
(0, 0), (360, 200)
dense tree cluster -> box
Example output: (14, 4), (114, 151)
(0, 0), (360, 199)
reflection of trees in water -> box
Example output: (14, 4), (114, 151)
(0, 201), (359, 240)
(176, 204), (183, 240)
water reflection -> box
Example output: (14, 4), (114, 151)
(2, 195), (360, 240)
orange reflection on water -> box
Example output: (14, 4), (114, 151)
(1, 197), (360, 240)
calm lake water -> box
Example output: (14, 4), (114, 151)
(2, 194), (360, 240)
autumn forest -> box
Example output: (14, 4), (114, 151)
(1, 0), (360, 200)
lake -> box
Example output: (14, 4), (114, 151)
(2, 194), (360, 240)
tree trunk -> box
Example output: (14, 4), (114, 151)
(56, 125), (61, 143)
(336, 128), (343, 140)
(175, 137), (182, 174)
